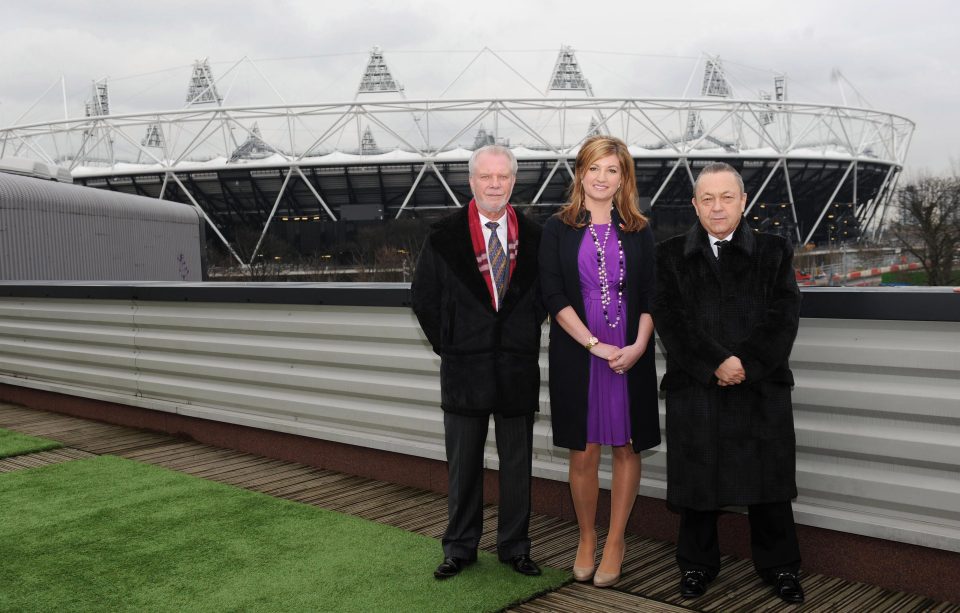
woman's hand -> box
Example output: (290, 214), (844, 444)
(607, 343), (646, 375)
(589, 341), (619, 360)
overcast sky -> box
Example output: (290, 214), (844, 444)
(1, 0), (957, 173)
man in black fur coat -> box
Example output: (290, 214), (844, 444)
(652, 162), (805, 604)
(412, 145), (546, 580)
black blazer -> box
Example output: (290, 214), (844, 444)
(539, 211), (661, 452)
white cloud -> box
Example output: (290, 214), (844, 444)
(1, 0), (957, 171)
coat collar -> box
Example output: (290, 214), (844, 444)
(682, 218), (755, 259)
(428, 205), (540, 313)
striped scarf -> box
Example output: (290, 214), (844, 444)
(468, 199), (518, 310)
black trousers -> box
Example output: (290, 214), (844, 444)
(442, 411), (534, 561)
(676, 501), (801, 580)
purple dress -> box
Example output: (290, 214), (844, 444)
(578, 223), (631, 446)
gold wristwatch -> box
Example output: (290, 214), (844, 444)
(584, 336), (599, 350)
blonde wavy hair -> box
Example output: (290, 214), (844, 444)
(558, 135), (648, 232)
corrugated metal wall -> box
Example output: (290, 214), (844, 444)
(0, 296), (957, 553)
(0, 172), (203, 281)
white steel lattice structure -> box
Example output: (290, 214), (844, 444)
(84, 80), (110, 117)
(186, 58), (223, 106)
(548, 45), (593, 94)
(0, 50), (914, 267)
(356, 46), (403, 96)
(141, 122), (165, 148)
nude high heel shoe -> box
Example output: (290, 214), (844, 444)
(572, 541), (596, 582)
(573, 564), (596, 582)
(593, 546), (624, 588)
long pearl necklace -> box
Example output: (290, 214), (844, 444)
(588, 219), (625, 329)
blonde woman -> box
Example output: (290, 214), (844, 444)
(538, 136), (660, 587)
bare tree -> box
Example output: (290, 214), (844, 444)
(206, 227), (298, 281)
(888, 175), (960, 286)
(353, 219), (429, 282)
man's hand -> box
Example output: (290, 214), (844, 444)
(714, 356), (745, 386)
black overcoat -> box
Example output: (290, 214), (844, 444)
(539, 212), (661, 453)
(411, 206), (546, 417)
(652, 222), (801, 510)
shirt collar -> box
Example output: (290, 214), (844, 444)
(477, 210), (507, 230)
(708, 231), (735, 245)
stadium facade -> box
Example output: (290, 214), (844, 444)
(0, 48), (914, 267)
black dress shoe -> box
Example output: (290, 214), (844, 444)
(434, 557), (473, 580)
(773, 571), (805, 604)
(507, 554), (542, 576)
(680, 569), (711, 598)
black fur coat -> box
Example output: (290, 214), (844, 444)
(653, 222), (801, 510)
(411, 206), (546, 417)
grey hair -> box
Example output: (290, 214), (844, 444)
(468, 145), (518, 177)
(694, 162), (744, 194)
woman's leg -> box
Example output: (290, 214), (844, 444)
(598, 445), (641, 574)
(568, 443), (602, 570)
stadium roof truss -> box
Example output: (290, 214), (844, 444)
(0, 97), (913, 267)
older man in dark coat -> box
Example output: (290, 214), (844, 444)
(411, 145), (546, 581)
(652, 162), (804, 604)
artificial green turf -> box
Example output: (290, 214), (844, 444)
(0, 427), (62, 458)
(0, 456), (568, 612)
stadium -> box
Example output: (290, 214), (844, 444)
(0, 47), (914, 269)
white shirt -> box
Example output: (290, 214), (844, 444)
(478, 211), (509, 310)
(708, 231), (734, 259)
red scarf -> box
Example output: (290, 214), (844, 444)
(468, 199), (518, 310)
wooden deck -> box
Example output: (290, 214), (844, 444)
(1, 402), (956, 613)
